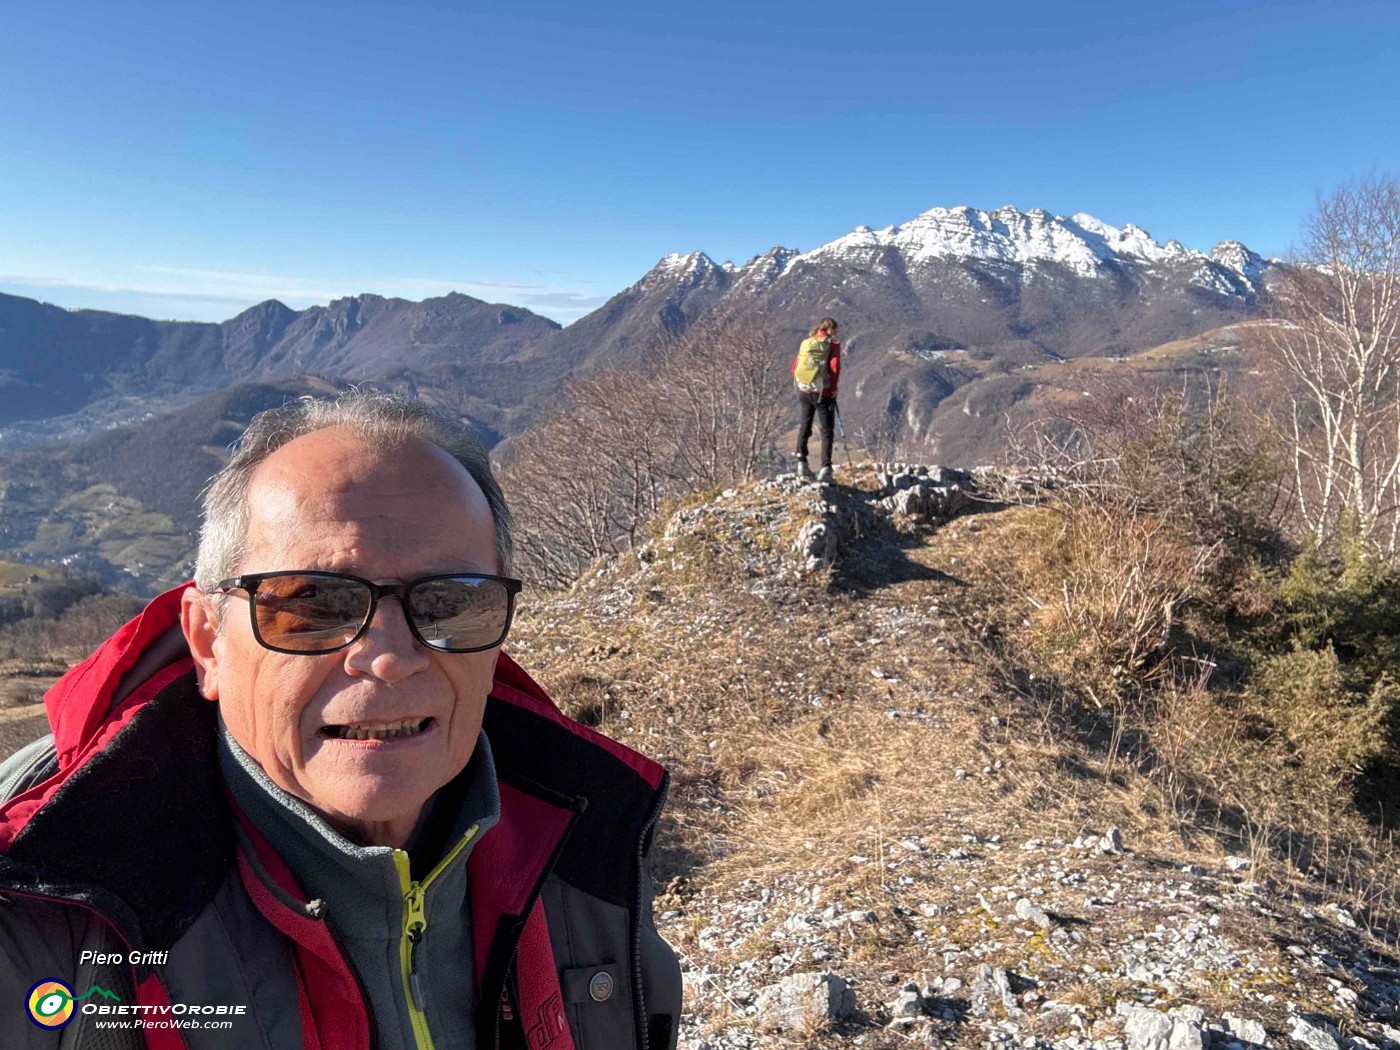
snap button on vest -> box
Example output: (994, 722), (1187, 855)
(589, 971), (614, 1002)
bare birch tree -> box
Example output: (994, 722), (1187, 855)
(1259, 175), (1400, 552)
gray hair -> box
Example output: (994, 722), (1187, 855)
(194, 391), (513, 605)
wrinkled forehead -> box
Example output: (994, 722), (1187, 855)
(241, 427), (495, 569)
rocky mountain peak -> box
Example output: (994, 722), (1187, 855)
(1210, 240), (1267, 285)
(226, 298), (295, 323)
(624, 205), (1272, 325)
(654, 250), (719, 276)
(734, 246), (800, 291)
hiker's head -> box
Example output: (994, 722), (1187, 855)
(811, 317), (839, 339)
(181, 391), (517, 847)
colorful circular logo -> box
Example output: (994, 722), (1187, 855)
(26, 979), (75, 1029)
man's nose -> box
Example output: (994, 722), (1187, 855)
(344, 597), (431, 682)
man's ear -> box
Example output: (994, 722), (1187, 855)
(181, 586), (221, 702)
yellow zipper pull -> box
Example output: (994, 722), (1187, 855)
(405, 881), (428, 1010)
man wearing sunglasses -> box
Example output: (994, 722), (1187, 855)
(0, 392), (681, 1049)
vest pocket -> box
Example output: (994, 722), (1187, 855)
(560, 963), (630, 1047)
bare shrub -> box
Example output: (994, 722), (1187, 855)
(0, 591), (142, 664)
(500, 321), (787, 587)
(662, 321), (790, 488)
(1027, 502), (1215, 705)
(848, 407), (905, 463)
(503, 371), (673, 587)
(1008, 380), (1286, 553)
(1010, 385), (1284, 698)
(48, 592), (145, 656)
(998, 360), (1400, 921)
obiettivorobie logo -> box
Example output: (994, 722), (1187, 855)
(25, 979), (121, 1029)
(23, 972), (248, 1032)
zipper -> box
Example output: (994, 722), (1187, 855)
(392, 822), (480, 1050)
(0, 737), (57, 803)
(630, 773), (669, 1050)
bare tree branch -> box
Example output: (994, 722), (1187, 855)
(1253, 175), (1400, 553)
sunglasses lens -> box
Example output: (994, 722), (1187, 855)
(407, 577), (514, 652)
(253, 574), (372, 653)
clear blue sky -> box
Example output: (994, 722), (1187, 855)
(2, 0), (1396, 324)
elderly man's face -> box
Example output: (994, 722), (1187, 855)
(182, 427), (503, 847)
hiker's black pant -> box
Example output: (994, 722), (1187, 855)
(797, 393), (836, 468)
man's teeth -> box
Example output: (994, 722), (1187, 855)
(328, 718), (429, 741)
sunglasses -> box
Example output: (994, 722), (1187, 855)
(213, 571), (523, 655)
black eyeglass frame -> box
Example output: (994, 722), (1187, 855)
(213, 570), (524, 656)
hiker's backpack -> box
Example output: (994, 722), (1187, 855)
(794, 336), (831, 394)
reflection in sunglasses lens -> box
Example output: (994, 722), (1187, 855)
(256, 575), (371, 652)
(408, 578), (509, 651)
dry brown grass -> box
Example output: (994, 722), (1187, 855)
(0, 678), (49, 711)
(505, 475), (1400, 1047)
(1024, 502), (1216, 704)
(517, 492), (1170, 929)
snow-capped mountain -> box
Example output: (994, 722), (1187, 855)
(572, 204), (1275, 364)
(805, 206), (1202, 275)
(1208, 240), (1269, 291)
(642, 205), (1273, 298)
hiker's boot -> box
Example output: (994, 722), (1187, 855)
(797, 459), (815, 481)
(817, 465), (834, 483)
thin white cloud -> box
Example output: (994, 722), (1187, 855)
(0, 272), (250, 304)
(1, 266), (608, 324)
(130, 265), (608, 316)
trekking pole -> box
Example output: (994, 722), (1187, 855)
(834, 404), (854, 467)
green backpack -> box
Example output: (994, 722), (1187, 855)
(794, 336), (831, 394)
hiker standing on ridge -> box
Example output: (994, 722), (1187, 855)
(793, 316), (841, 483)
